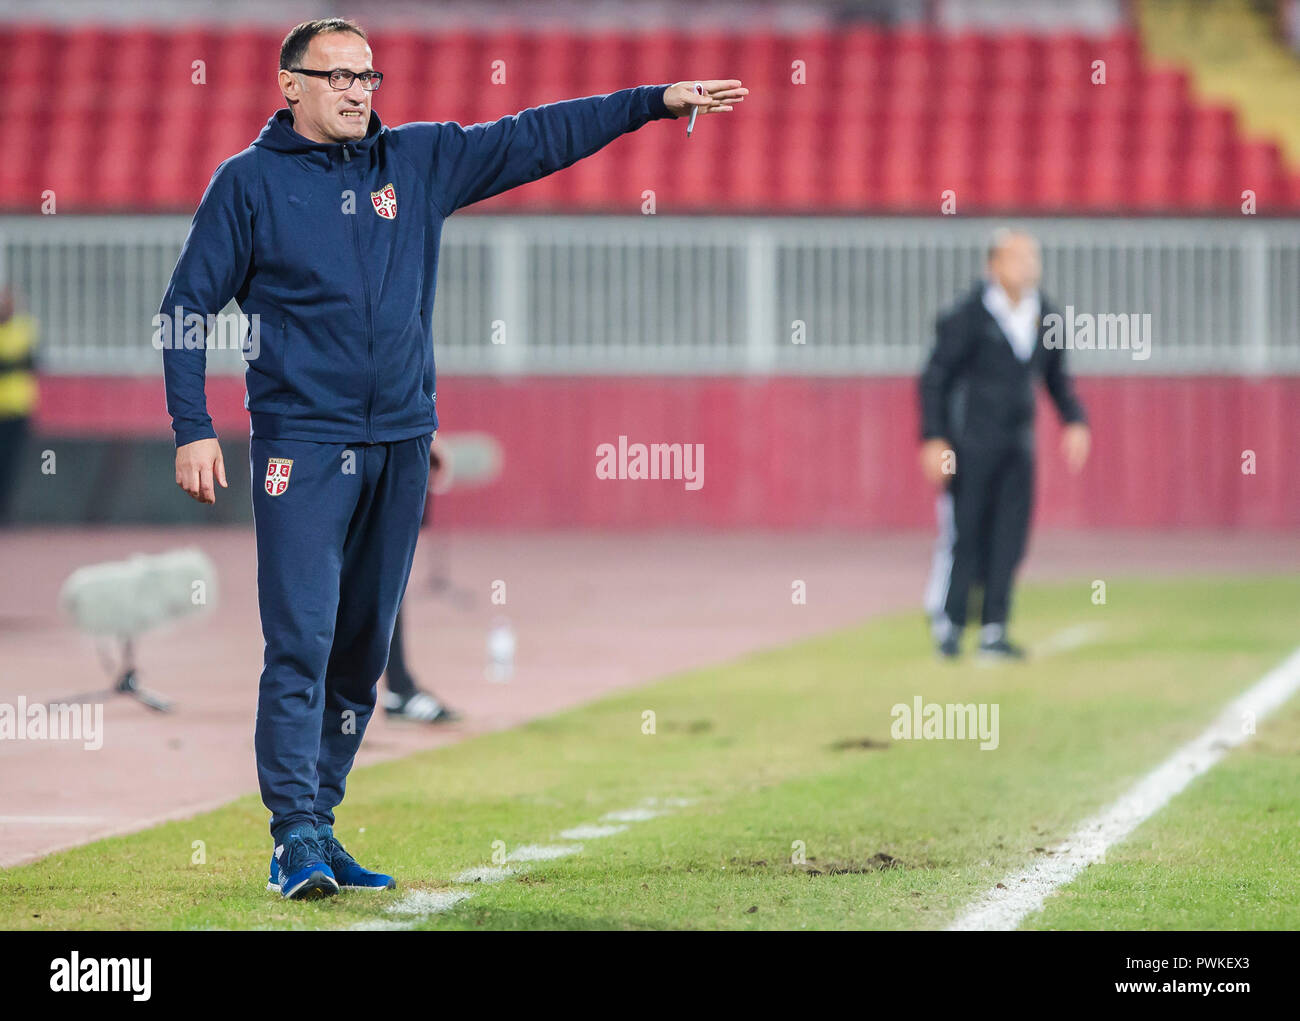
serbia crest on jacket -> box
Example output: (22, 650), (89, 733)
(371, 183), (396, 219)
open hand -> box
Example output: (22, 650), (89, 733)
(663, 80), (748, 119)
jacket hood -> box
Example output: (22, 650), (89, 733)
(252, 108), (384, 159)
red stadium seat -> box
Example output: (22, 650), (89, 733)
(826, 114), (874, 209)
(834, 27), (883, 97)
(21, 23), (1298, 214)
(942, 32), (989, 92)
(426, 31), (483, 122)
(6, 24), (59, 86)
(773, 113), (829, 209)
(1235, 141), (1286, 209)
(726, 112), (778, 209)
(1181, 160), (1231, 211)
(1029, 145), (1081, 213)
(979, 111), (1032, 210)
(1042, 32), (1091, 90)
(1135, 68), (1189, 117)
(989, 32), (1040, 91)
(879, 106), (932, 211)
(369, 32), (424, 113)
(623, 29), (686, 88)
(577, 32), (634, 95)
(1079, 143), (1128, 209)
(682, 30), (736, 91)
(0, 110), (44, 210)
(1188, 105), (1235, 158)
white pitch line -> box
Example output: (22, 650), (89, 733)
(387, 889), (473, 916)
(601, 807), (663, 822)
(454, 865), (517, 884)
(559, 824), (629, 840)
(1034, 623), (1102, 657)
(346, 888), (473, 930)
(506, 843), (582, 862)
(949, 646), (1300, 931)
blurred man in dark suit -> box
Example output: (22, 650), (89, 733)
(919, 229), (1090, 660)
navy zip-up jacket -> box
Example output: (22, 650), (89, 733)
(161, 85), (673, 447)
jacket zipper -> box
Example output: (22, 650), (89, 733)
(341, 143), (377, 444)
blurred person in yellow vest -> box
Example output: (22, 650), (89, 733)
(0, 287), (38, 524)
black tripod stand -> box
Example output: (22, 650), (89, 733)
(54, 636), (174, 713)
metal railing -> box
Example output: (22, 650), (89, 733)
(2, 215), (1297, 376)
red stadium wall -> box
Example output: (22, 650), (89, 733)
(33, 376), (1300, 529)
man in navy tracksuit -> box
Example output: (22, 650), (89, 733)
(160, 18), (746, 899)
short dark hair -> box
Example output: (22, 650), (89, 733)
(280, 18), (368, 70)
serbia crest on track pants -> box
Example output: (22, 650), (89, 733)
(249, 433), (431, 844)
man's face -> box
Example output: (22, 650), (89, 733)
(280, 32), (374, 144)
(990, 235), (1042, 297)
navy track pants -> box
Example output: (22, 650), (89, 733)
(250, 434), (430, 844)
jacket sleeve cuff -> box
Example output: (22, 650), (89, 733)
(646, 84), (674, 121)
(174, 421), (217, 447)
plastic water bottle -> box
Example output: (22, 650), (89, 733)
(486, 617), (515, 683)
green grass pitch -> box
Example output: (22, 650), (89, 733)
(4, 576), (1298, 930)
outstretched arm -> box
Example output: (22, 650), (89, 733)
(410, 80), (746, 213)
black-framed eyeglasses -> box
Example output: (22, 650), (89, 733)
(291, 68), (384, 91)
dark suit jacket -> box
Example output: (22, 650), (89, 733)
(919, 281), (1087, 451)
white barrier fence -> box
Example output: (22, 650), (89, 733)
(2, 215), (1297, 375)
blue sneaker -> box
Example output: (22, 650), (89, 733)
(316, 824), (396, 890)
(267, 823), (339, 900)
